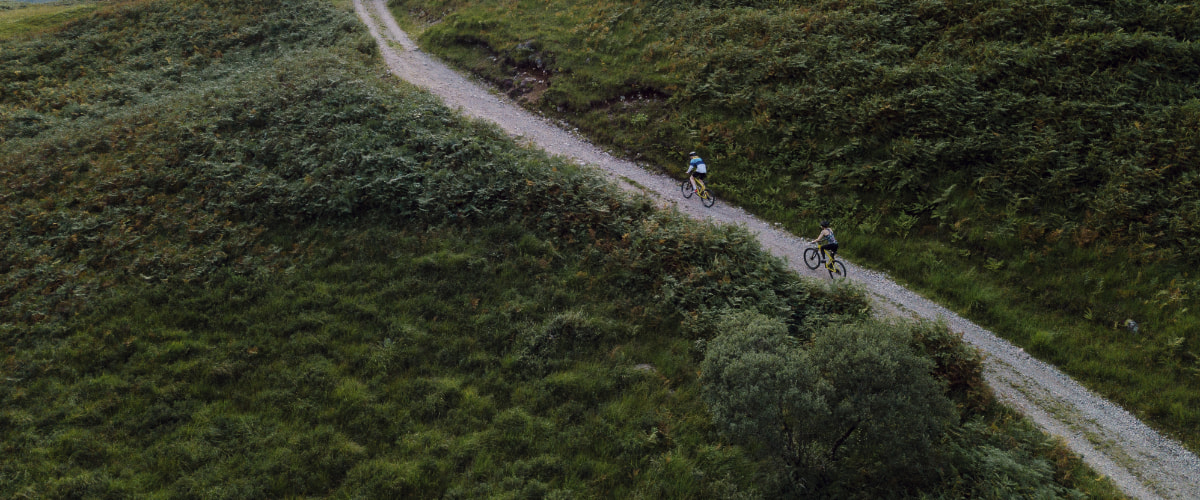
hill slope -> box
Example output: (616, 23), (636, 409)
(386, 0), (1200, 454)
(359, 0), (1199, 496)
(3, 0), (1119, 497)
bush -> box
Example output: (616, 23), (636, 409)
(908, 319), (992, 414)
(702, 312), (957, 496)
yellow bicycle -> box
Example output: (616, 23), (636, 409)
(681, 177), (715, 208)
(804, 243), (846, 280)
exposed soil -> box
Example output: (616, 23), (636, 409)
(505, 68), (551, 104)
(354, 1), (1200, 498)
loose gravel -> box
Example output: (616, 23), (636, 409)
(354, 1), (1200, 497)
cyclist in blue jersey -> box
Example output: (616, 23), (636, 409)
(811, 220), (838, 265)
(685, 151), (707, 195)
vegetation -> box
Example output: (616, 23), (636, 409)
(0, 0), (98, 40)
(1, 0), (1121, 497)
(388, 0), (1200, 450)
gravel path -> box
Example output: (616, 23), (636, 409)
(354, 1), (1200, 497)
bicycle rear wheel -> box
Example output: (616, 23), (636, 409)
(681, 180), (694, 198)
(700, 188), (715, 207)
(803, 248), (821, 270)
(828, 260), (847, 280)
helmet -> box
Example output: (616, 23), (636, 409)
(820, 220), (830, 228)
(688, 151), (697, 157)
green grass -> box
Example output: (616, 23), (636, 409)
(0, 1), (97, 40)
(389, 0), (1200, 452)
(0, 0), (1126, 496)
(44, 223), (731, 497)
(851, 230), (1200, 449)
(1, 214), (853, 496)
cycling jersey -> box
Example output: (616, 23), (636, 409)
(687, 157), (707, 175)
(822, 228), (837, 245)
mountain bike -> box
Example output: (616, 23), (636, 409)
(804, 244), (846, 280)
(681, 177), (716, 207)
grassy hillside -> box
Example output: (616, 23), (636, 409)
(388, 0), (1200, 450)
(2, 0), (1120, 497)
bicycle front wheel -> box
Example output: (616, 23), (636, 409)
(681, 180), (694, 199)
(803, 248), (821, 270)
(828, 260), (847, 280)
(700, 188), (715, 207)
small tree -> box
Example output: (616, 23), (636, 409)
(702, 313), (956, 496)
(700, 311), (819, 463)
(799, 321), (957, 495)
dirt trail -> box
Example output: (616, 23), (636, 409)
(353, 1), (1200, 497)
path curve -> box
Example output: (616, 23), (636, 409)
(353, 1), (1200, 497)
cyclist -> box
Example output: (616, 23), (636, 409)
(685, 151), (707, 195)
(811, 220), (838, 269)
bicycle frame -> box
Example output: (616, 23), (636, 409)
(681, 176), (715, 207)
(804, 242), (846, 279)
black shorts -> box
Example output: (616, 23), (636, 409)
(820, 243), (838, 255)
(691, 171), (707, 181)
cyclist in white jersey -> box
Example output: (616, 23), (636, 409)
(685, 151), (707, 195)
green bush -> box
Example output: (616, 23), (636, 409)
(701, 312), (958, 496)
(699, 312), (1103, 497)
